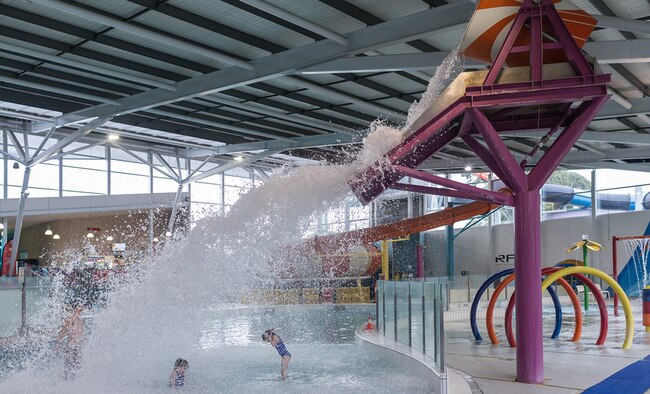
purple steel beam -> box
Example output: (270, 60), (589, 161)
(468, 74), (610, 94)
(392, 165), (514, 206)
(530, 7), (543, 81)
(528, 96), (609, 189)
(470, 85), (608, 108)
(511, 41), (563, 54)
(471, 108), (528, 191)
(484, 10), (527, 85)
(460, 131), (514, 190)
(389, 102), (466, 163)
(514, 189), (543, 383)
(390, 182), (513, 206)
(543, 3), (594, 77)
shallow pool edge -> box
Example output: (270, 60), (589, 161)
(355, 326), (450, 394)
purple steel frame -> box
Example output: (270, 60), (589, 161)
(348, 0), (610, 384)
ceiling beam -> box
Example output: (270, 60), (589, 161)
(30, 0), (253, 70)
(31, 2), (475, 132)
(296, 39), (650, 75)
(594, 14), (650, 35)
(505, 130), (650, 145)
(299, 52), (486, 74)
(188, 132), (363, 157)
(597, 97), (650, 119)
(583, 39), (650, 64)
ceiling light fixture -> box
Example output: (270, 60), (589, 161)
(86, 232), (95, 239)
(464, 164), (473, 172)
(108, 133), (120, 141)
(44, 225), (53, 236)
(165, 231), (172, 237)
(153, 237), (159, 243)
(234, 156), (243, 161)
(52, 234), (60, 240)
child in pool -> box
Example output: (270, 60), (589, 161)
(169, 358), (189, 388)
(262, 328), (291, 380)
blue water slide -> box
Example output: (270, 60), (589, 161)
(541, 184), (642, 211)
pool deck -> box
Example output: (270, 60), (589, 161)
(444, 300), (650, 393)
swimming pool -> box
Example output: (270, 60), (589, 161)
(0, 303), (435, 393)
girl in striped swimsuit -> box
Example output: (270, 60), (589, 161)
(262, 329), (291, 380)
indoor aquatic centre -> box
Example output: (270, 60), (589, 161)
(0, 0), (650, 392)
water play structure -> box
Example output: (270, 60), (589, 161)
(349, 0), (608, 383)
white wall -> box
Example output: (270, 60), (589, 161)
(429, 210), (650, 276)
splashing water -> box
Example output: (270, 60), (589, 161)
(405, 44), (464, 131)
(0, 125), (419, 393)
(0, 51), (464, 393)
(622, 238), (650, 296)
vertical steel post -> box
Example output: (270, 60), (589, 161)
(393, 282), (397, 341)
(106, 144), (112, 195)
(2, 131), (7, 199)
(447, 198), (455, 279)
(21, 272), (26, 334)
(58, 152), (63, 197)
(514, 190), (543, 384)
(148, 151), (154, 194)
(422, 282), (426, 354)
(416, 244), (424, 279)
(382, 282), (386, 334)
(408, 282), (412, 347)
(381, 240), (389, 280)
(9, 167), (31, 277)
(167, 184), (184, 234)
(148, 209), (154, 256)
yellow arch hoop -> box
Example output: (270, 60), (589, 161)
(541, 267), (634, 349)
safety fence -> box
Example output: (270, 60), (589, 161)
(376, 279), (447, 373)
(241, 286), (371, 304)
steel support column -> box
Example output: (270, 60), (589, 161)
(9, 167), (31, 276)
(168, 184), (184, 234)
(514, 190), (543, 383)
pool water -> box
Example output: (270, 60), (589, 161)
(1, 304), (434, 393)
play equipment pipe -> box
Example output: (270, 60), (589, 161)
(504, 268), (588, 347)
(492, 269), (606, 346)
(470, 269), (567, 341)
(541, 267), (634, 349)
(613, 235), (619, 317)
(485, 269), (596, 345)
(416, 245), (424, 279)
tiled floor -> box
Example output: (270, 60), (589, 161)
(445, 299), (650, 393)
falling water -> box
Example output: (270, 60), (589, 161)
(0, 50), (464, 393)
(622, 238), (650, 296)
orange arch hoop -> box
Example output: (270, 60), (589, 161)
(486, 270), (582, 345)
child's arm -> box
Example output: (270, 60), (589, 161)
(169, 371), (177, 387)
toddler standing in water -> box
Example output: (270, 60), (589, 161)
(262, 329), (291, 380)
(169, 358), (189, 388)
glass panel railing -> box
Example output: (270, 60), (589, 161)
(384, 281), (396, 340)
(395, 282), (410, 346)
(376, 279), (446, 373)
(410, 282), (424, 353)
